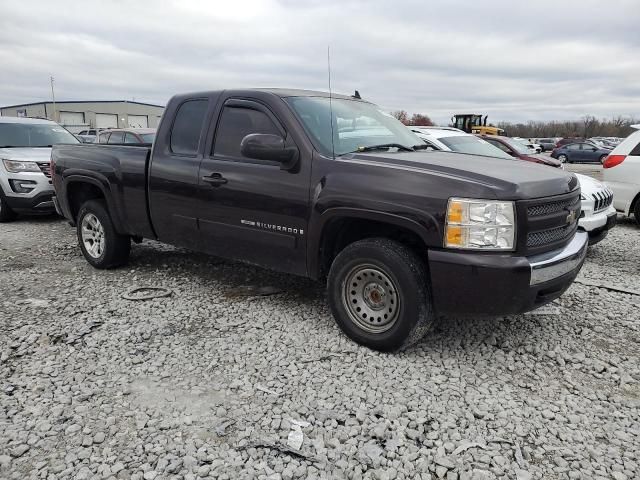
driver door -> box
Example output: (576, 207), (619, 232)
(195, 99), (310, 275)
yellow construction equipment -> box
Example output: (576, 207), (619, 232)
(451, 114), (506, 136)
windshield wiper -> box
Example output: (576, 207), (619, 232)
(0, 145), (19, 148)
(353, 143), (415, 153)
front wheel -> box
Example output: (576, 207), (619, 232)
(634, 200), (640, 227)
(558, 154), (568, 163)
(77, 200), (130, 269)
(327, 238), (435, 352)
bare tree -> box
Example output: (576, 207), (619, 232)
(409, 113), (434, 126)
(391, 110), (410, 125)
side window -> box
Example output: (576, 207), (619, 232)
(108, 131), (124, 144)
(630, 140), (640, 156)
(566, 144), (580, 150)
(213, 106), (281, 159)
(98, 133), (110, 144)
(78, 130), (87, 135)
(580, 143), (594, 150)
(124, 133), (139, 144)
(488, 140), (510, 153)
(170, 99), (208, 155)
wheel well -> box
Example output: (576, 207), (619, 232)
(631, 192), (640, 215)
(318, 217), (427, 278)
(67, 182), (105, 221)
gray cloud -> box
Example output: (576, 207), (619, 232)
(0, 0), (638, 124)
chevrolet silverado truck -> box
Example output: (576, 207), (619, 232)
(51, 89), (588, 351)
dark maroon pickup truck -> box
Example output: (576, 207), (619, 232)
(51, 88), (587, 351)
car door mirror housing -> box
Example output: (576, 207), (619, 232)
(240, 133), (299, 169)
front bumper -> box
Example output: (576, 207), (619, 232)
(0, 170), (55, 214)
(428, 231), (588, 316)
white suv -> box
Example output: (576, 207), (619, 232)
(603, 126), (640, 226)
(0, 117), (79, 222)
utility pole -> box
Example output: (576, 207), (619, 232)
(50, 76), (57, 122)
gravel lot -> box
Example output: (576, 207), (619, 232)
(1, 215), (639, 480)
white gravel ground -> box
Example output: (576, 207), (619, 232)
(1, 216), (639, 480)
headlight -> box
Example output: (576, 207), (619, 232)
(445, 198), (515, 250)
(2, 159), (41, 173)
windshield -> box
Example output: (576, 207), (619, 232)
(0, 122), (79, 147)
(140, 133), (155, 143)
(501, 137), (533, 155)
(439, 135), (513, 159)
(285, 97), (421, 156)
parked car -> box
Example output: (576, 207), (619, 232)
(0, 117), (79, 222)
(556, 138), (585, 148)
(413, 129), (614, 245)
(603, 126), (640, 226)
(97, 128), (156, 144)
(513, 137), (542, 153)
(76, 128), (108, 144)
(409, 126), (513, 159)
(536, 138), (557, 152)
(574, 173), (616, 244)
(550, 142), (611, 164)
(480, 135), (562, 168)
(52, 88), (587, 351)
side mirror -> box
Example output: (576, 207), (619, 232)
(240, 133), (298, 169)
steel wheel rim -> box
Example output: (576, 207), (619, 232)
(81, 213), (105, 259)
(342, 264), (400, 334)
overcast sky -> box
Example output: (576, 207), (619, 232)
(0, 0), (638, 124)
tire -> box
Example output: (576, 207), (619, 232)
(77, 200), (130, 269)
(558, 154), (568, 163)
(634, 200), (640, 227)
(0, 194), (17, 223)
(327, 238), (435, 352)
(599, 154), (607, 164)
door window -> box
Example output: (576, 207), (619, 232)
(124, 133), (139, 144)
(486, 139), (511, 153)
(170, 99), (209, 155)
(98, 132), (111, 143)
(566, 144), (580, 150)
(108, 131), (124, 144)
(213, 106), (281, 159)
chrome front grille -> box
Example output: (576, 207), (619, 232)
(37, 162), (51, 178)
(592, 188), (613, 213)
(520, 190), (581, 254)
(527, 196), (580, 217)
(527, 223), (578, 247)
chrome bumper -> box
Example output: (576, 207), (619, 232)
(529, 231), (588, 285)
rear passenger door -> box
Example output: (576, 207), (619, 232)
(195, 98), (310, 276)
(579, 143), (598, 162)
(148, 98), (210, 249)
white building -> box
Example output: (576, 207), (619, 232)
(0, 100), (165, 133)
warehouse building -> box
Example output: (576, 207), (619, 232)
(0, 100), (165, 133)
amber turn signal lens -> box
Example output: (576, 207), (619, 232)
(445, 226), (463, 246)
(447, 201), (464, 224)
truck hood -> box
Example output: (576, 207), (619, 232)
(0, 147), (52, 163)
(342, 150), (578, 199)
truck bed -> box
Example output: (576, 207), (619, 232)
(51, 143), (154, 238)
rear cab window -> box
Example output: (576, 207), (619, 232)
(170, 99), (209, 155)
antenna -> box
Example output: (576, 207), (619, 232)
(327, 46), (335, 159)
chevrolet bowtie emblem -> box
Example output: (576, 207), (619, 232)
(566, 209), (577, 224)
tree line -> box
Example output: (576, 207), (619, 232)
(496, 115), (639, 139)
(391, 111), (639, 139)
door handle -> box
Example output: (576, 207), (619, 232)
(202, 173), (228, 186)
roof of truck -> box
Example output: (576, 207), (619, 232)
(175, 88), (370, 102)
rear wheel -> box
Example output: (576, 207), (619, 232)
(77, 200), (130, 269)
(327, 238), (435, 352)
(558, 154), (568, 163)
(0, 194), (17, 223)
(599, 154), (607, 164)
